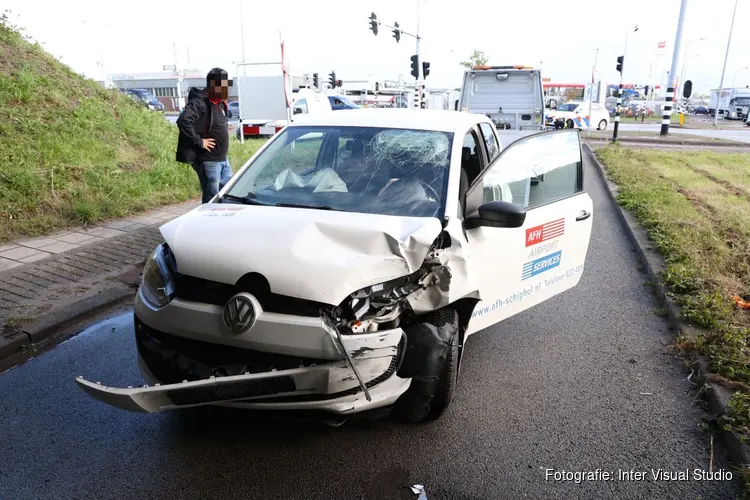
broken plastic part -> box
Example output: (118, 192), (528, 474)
(334, 326), (372, 402)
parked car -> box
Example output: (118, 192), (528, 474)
(76, 109), (594, 425)
(123, 88), (164, 112)
(227, 101), (240, 118)
(693, 105), (708, 115)
(328, 95), (361, 111)
(545, 101), (610, 130)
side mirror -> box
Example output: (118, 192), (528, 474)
(293, 107), (304, 115)
(465, 201), (526, 229)
(549, 101), (557, 110)
(226, 108), (233, 118)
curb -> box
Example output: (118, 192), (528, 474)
(584, 143), (750, 469)
(588, 137), (750, 148)
(0, 278), (138, 373)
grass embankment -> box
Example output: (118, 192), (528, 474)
(597, 145), (750, 434)
(0, 16), (264, 243)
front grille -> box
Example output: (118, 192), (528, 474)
(135, 317), (329, 384)
(135, 316), (404, 403)
(173, 273), (327, 317)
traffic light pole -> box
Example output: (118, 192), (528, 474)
(612, 26), (638, 142)
(369, 3), (424, 109)
(663, 0), (689, 135)
(613, 79), (623, 141)
(415, 0), (422, 108)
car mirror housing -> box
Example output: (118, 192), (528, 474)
(465, 201), (526, 229)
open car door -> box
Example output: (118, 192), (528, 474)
(463, 129), (593, 336)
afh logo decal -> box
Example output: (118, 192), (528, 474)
(525, 218), (565, 247)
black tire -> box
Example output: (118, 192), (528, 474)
(566, 119), (574, 129)
(598, 119), (607, 131)
(391, 308), (460, 423)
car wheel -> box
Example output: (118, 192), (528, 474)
(391, 308), (460, 423)
(566, 119), (575, 129)
(598, 119), (607, 131)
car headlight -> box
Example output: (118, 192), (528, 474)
(147, 104), (155, 109)
(140, 245), (175, 308)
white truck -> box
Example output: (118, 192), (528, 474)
(426, 90), (461, 111)
(235, 64), (332, 140)
(458, 65), (546, 184)
(458, 66), (546, 140)
(708, 87), (750, 120)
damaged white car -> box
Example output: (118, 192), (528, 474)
(76, 109), (593, 424)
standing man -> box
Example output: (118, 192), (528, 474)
(176, 68), (233, 203)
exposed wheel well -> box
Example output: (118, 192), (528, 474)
(448, 297), (480, 373)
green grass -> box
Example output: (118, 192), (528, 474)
(597, 145), (750, 435)
(0, 16), (265, 242)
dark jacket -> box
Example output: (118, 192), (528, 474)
(175, 88), (229, 164)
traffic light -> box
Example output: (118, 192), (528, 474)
(392, 22), (400, 43)
(369, 13), (378, 36)
(313, 73), (319, 88)
(328, 71), (336, 88)
(422, 61), (430, 79)
(616, 56), (624, 74)
(410, 55), (419, 79)
(683, 80), (693, 98)
(644, 85), (649, 97)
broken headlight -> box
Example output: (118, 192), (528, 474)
(140, 244), (175, 308)
(337, 275), (421, 323)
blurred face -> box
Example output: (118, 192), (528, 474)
(208, 78), (229, 100)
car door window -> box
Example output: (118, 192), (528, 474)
(295, 99), (308, 114)
(461, 130), (485, 184)
(478, 122), (500, 163)
(472, 130), (582, 210)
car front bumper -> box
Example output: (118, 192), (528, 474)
(75, 290), (411, 415)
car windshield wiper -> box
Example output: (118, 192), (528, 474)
(275, 202), (335, 210)
(220, 193), (269, 206)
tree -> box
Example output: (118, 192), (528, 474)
(460, 49), (489, 69)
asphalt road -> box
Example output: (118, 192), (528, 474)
(0, 155), (743, 500)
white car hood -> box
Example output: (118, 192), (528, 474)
(160, 204), (444, 306)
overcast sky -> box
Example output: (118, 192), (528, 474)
(4, 0), (750, 92)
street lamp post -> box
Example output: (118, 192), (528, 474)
(679, 38), (705, 97)
(661, 0), (689, 136)
(239, 0), (247, 76)
(714, 0), (739, 126)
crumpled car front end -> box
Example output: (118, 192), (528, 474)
(76, 209), (475, 420)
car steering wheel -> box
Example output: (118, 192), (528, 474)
(380, 178), (441, 218)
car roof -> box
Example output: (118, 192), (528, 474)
(289, 109), (493, 133)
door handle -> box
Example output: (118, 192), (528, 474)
(576, 210), (591, 222)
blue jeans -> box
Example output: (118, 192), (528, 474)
(192, 159), (233, 203)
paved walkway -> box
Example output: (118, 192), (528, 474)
(0, 200), (199, 347)
(0, 202), (199, 271)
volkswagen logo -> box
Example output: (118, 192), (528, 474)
(222, 294), (256, 334)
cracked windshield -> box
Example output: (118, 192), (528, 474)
(225, 126), (453, 217)
(1, 0), (749, 499)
